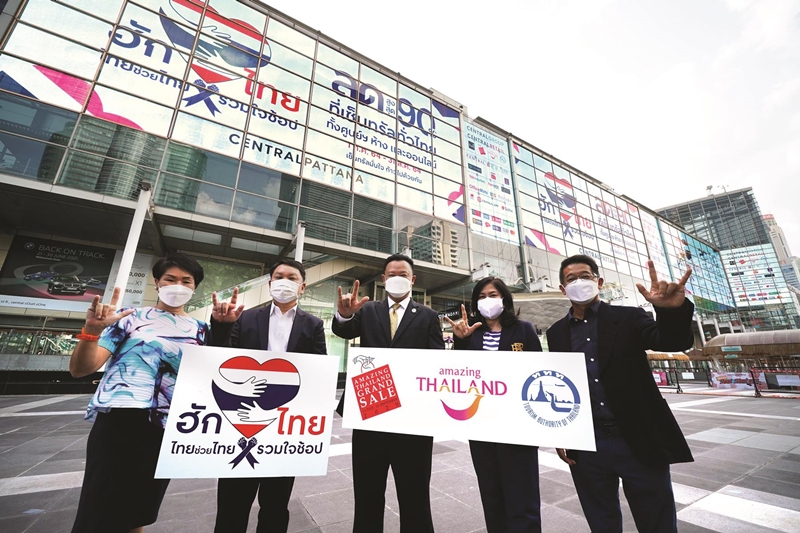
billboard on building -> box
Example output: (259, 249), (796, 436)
(0, 235), (116, 311)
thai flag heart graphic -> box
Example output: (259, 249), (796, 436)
(211, 357), (301, 439)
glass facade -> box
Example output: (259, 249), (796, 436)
(0, 0), (744, 340)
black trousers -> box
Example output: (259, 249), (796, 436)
(469, 440), (541, 533)
(214, 477), (295, 533)
(72, 410), (170, 533)
(569, 435), (677, 533)
(351, 429), (434, 533)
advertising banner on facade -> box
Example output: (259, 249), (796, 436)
(104, 251), (155, 308)
(156, 345), (339, 479)
(710, 372), (754, 390)
(0, 235), (116, 312)
(341, 348), (595, 450)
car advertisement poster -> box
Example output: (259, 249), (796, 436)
(0, 235), (116, 312)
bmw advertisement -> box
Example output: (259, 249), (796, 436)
(0, 236), (116, 312)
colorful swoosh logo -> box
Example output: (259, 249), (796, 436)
(441, 395), (483, 421)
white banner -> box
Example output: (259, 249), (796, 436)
(342, 348), (596, 451)
(156, 345), (339, 479)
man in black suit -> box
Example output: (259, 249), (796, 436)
(213, 259), (327, 533)
(333, 253), (444, 533)
(547, 255), (694, 533)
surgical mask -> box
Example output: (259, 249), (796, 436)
(564, 278), (599, 304)
(385, 276), (412, 298)
(270, 279), (300, 304)
(477, 297), (505, 319)
(157, 284), (194, 308)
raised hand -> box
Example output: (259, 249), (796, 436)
(337, 280), (370, 318)
(445, 304), (483, 339)
(83, 287), (135, 335)
(636, 260), (692, 309)
(211, 287), (245, 323)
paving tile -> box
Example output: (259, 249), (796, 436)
(430, 494), (484, 533)
(732, 433), (800, 452)
(685, 428), (757, 444)
(733, 475), (800, 500)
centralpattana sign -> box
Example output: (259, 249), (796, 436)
(342, 347), (596, 450)
(156, 346), (339, 478)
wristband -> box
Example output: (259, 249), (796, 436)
(76, 328), (100, 342)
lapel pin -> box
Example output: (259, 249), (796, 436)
(412, 308), (417, 313)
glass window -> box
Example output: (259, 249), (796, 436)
(180, 83), (249, 131)
(58, 0), (124, 22)
(399, 84), (430, 111)
(22, 0), (112, 49)
(353, 146), (395, 182)
(532, 154), (552, 173)
(58, 150), (157, 200)
(552, 163), (570, 182)
(233, 191), (296, 232)
(246, 106), (305, 149)
(353, 170), (394, 203)
(396, 162), (432, 192)
(0, 55), (82, 111)
(267, 39), (313, 79)
(432, 119), (460, 145)
(163, 141), (238, 187)
(352, 221), (393, 253)
(356, 126), (394, 159)
(360, 64), (396, 98)
(432, 136), (461, 164)
(71, 116), (166, 168)
(430, 99), (460, 129)
(434, 175), (462, 199)
(237, 163), (299, 203)
(132, 0), (201, 26)
(311, 82), (357, 118)
(308, 104), (355, 142)
(155, 173), (233, 219)
(433, 155), (462, 183)
(299, 207), (350, 245)
(253, 65), (311, 115)
(397, 184), (433, 215)
(172, 112), (242, 158)
(207, 0), (267, 37)
(0, 92), (77, 144)
(266, 19), (315, 58)
(316, 43), (358, 77)
(0, 132), (64, 181)
(97, 56), (182, 108)
(305, 129), (352, 166)
(353, 195), (393, 227)
(4, 23), (102, 80)
(300, 180), (352, 216)
(434, 196), (464, 225)
(241, 133), (302, 176)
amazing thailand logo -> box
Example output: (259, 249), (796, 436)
(521, 370), (581, 428)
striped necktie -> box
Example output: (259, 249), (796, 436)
(390, 302), (401, 339)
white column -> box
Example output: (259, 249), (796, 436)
(293, 221), (306, 262)
(114, 187), (152, 296)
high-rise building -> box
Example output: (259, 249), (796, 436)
(659, 189), (799, 330)
(763, 214), (792, 262)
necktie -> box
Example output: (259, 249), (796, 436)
(390, 302), (401, 339)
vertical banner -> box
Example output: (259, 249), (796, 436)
(463, 121), (518, 244)
(342, 348), (595, 450)
(0, 235), (115, 311)
(157, 346), (339, 478)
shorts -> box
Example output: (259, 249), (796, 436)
(71, 409), (170, 533)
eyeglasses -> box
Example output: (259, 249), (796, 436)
(565, 274), (597, 284)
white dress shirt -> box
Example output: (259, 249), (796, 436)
(267, 303), (297, 352)
(335, 294), (412, 325)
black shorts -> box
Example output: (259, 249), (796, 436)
(71, 409), (170, 533)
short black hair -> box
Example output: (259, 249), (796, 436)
(383, 253), (414, 272)
(559, 254), (600, 285)
(471, 276), (519, 328)
(269, 259), (306, 281)
(152, 253), (204, 287)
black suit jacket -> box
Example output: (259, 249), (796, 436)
(211, 303), (327, 355)
(333, 298), (445, 415)
(546, 299), (695, 466)
(453, 319), (542, 352)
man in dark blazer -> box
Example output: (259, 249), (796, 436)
(548, 254), (694, 533)
(213, 259), (327, 533)
(334, 253), (444, 533)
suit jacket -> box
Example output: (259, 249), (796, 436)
(333, 298), (445, 415)
(546, 299), (695, 466)
(211, 303), (327, 355)
(453, 319), (542, 352)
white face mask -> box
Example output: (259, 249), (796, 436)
(564, 278), (599, 305)
(477, 297), (505, 319)
(385, 276), (412, 298)
(157, 284), (194, 308)
(270, 279), (300, 304)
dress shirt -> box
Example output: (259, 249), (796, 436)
(568, 299), (615, 421)
(267, 303), (297, 353)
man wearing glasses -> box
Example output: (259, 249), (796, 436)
(547, 254), (695, 533)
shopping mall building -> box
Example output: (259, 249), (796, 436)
(0, 0), (758, 390)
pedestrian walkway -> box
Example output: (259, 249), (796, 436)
(0, 394), (799, 532)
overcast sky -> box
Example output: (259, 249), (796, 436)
(264, 0), (799, 254)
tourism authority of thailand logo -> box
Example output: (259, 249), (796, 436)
(521, 370), (581, 428)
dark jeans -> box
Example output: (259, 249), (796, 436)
(569, 434), (677, 533)
(470, 440), (541, 533)
(214, 477), (295, 533)
(351, 429), (434, 533)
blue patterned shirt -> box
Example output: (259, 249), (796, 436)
(86, 307), (209, 428)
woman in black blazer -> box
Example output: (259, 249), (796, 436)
(446, 276), (543, 533)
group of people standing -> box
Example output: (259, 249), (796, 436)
(68, 251), (695, 533)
